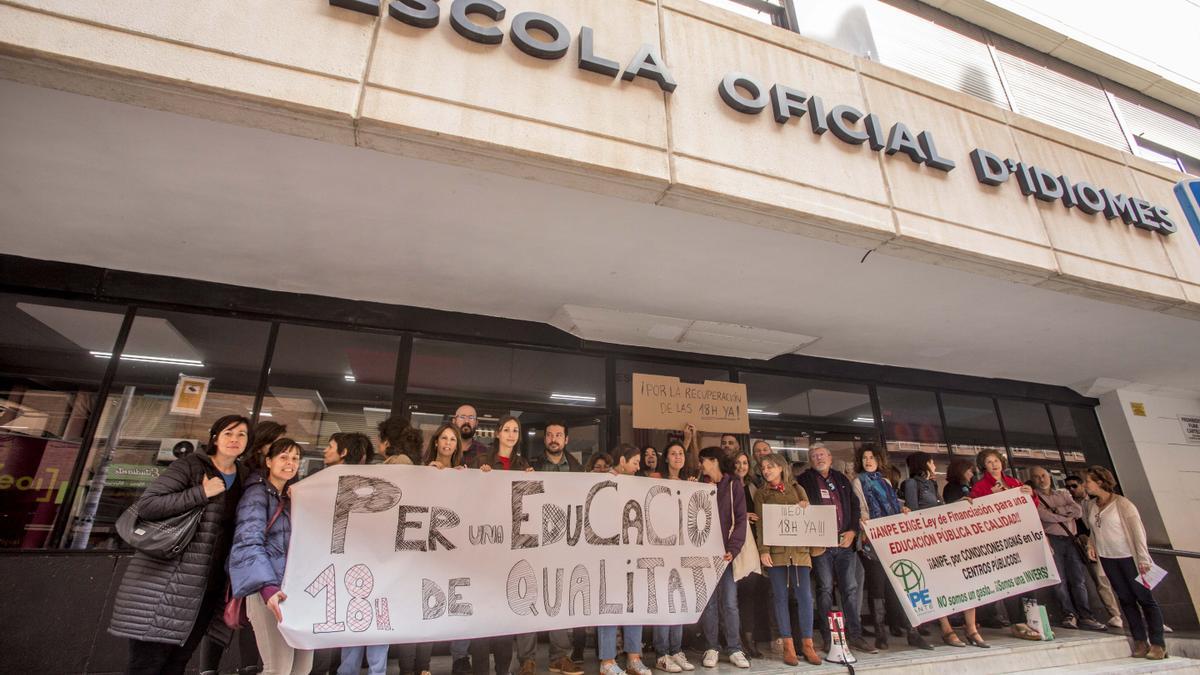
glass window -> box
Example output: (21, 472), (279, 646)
(1050, 404), (1112, 480)
(876, 386), (949, 485)
(998, 399), (1064, 486)
(261, 324), (402, 474)
(738, 372), (875, 431)
(63, 309), (271, 550)
(408, 339), (605, 407)
(617, 360), (729, 453)
(940, 393), (1007, 462)
(0, 293), (128, 549)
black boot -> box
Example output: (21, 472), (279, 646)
(872, 599), (889, 650)
(742, 632), (762, 658)
(907, 629), (933, 650)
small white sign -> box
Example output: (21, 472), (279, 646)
(762, 504), (839, 547)
(1179, 415), (1200, 445)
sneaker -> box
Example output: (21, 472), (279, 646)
(728, 651), (750, 669)
(1061, 615), (1078, 630)
(600, 663), (627, 675)
(701, 650), (719, 668)
(1107, 616), (1124, 629)
(626, 659), (652, 675)
(670, 653), (695, 672)
(1078, 617), (1108, 631)
(452, 657), (473, 675)
(655, 656), (682, 673)
(550, 657), (584, 675)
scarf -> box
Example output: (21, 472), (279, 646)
(860, 471), (901, 518)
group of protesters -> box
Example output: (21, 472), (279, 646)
(107, 404), (1170, 675)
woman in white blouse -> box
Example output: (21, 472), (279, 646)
(1083, 466), (1166, 661)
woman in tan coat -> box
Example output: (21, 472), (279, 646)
(754, 453), (823, 666)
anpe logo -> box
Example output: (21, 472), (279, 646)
(890, 559), (932, 610)
(1176, 179), (1200, 246)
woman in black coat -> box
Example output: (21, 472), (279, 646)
(109, 414), (251, 675)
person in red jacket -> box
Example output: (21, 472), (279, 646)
(969, 449), (1042, 641)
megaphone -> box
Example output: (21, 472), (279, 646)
(825, 611), (857, 665)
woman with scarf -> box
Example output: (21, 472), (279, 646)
(852, 444), (931, 651)
(754, 452), (822, 666)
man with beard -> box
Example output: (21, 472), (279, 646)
(515, 421), (585, 675)
(749, 439), (773, 488)
(449, 404), (489, 675)
(720, 433), (741, 457)
(455, 404), (490, 468)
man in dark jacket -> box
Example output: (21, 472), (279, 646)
(516, 421), (585, 675)
(797, 443), (872, 655)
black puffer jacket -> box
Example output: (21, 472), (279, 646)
(109, 452), (247, 645)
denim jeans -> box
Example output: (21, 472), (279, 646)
(516, 630), (574, 662)
(337, 644), (388, 675)
(653, 624), (683, 655)
(597, 625), (643, 660)
(1047, 534), (1095, 620)
(812, 545), (862, 640)
(767, 565), (814, 639)
(699, 566), (742, 653)
(1101, 556), (1165, 647)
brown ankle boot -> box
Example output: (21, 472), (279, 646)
(1146, 644), (1167, 660)
(780, 637), (799, 666)
(800, 638), (821, 665)
(1132, 640), (1150, 658)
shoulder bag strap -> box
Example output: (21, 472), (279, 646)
(265, 496), (286, 533)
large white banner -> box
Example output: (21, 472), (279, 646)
(863, 490), (1060, 625)
(279, 465), (727, 649)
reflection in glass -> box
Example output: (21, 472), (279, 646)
(410, 339), (605, 407)
(64, 309), (270, 549)
(0, 294), (126, 549)
(876, 387), (950, 486)
(1050, 404), (1112, 479)
(262, 324), (401, 475)
(998, 399), (1064, 486)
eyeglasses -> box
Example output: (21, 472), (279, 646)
(454, 415), (477, 422)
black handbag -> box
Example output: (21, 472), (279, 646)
(116, 488), (207, 559)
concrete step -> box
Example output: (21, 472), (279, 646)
(1031, 656), (1200, 673)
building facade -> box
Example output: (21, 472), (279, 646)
(1, 1), (1199, 671)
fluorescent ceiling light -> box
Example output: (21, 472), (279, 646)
(748, 408), (779, 416)
(363, 407), (392, 414)
(344, 374), (356, 382)
(853, 416), (876, 424)
(90, 351), (204, 367)
(527, 430), (536, 435)
(550, 393), (596, 403)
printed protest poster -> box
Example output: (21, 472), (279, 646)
(632, 373), (749, 434)
(761, 504), (838, 547)
(864, 490), (1059, 625)
(279, 465), (728, 650)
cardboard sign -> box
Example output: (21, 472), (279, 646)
(1179, 415), (1200, 444)
(864, 491), (1059, 625)
(277, 465), (727, 649)
(631, 373), (749, 434)
(762, 504), (838, 547)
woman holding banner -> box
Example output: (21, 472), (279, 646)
(229, 438), (311, 675)
(733, 450), (768, 660)
(903, 453), (988, 648)
(968, 449), (1042, 642)
(470, 416), (529, 675)
(1083, 466), (1166, 660)
(596, 445), (653, 675)
(754, 452), (822, 666)
(423, 422), (465, 469)
(696, 447), (752, 669)
(652, 442), (697, 673)
(852, 444), (932, 651)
